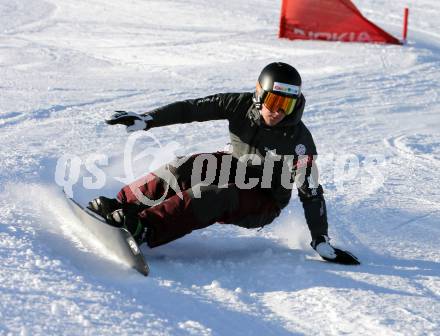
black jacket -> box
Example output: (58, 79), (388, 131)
(145, 92), (328, 239)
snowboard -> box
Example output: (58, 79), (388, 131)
(65, 194), (150, 276)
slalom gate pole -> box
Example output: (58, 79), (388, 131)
(402, 7), (409, 43)
(278, 0), (287, 38)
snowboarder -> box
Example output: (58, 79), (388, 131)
(89, 62), (359, 265)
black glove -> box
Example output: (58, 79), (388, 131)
(106, 111), (152, 132)
(321, 247), (360, 265)
(311, 235), (360, 265)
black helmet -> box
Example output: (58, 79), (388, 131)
(254, 62), (302, 119)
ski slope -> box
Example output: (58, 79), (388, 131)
(0, 0), (439, 334)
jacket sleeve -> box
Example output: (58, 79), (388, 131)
(143, 93), (239, 128)
(293, 124), (329, 240)
(295, 155), (329, 240)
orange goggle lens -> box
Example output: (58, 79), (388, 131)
(263, 91), (297, 115)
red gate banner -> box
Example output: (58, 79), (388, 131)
(279, 0), (401, 44)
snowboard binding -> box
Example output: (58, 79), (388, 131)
(106, 209), (148, 245)
(88, 196), (121, 219)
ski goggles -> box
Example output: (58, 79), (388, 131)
(263, 91), (298, 116)
(257, 82), (298, 116)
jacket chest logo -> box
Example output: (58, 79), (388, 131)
(295, 144), (306, 155)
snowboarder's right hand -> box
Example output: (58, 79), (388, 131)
(106, 111), (153, 133)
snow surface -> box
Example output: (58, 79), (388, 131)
(1, 0), (439, 335)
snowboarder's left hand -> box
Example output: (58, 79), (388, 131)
(311, 235), (360, 265)
(106, 111), (153, 133)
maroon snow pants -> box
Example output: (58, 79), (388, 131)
(117, 152), (281, 247)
